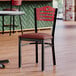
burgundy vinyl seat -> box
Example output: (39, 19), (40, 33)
(18, 6), (58, 71)
(19, 33), (53, 40)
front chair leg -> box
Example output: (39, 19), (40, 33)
(35, 41), (38, 63)
(19, 37), (21, 68)
(42, 40), (44, 71)
(52, 39), (56, 65)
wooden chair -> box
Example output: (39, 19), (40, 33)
(18, 6), (58, 71)
(2, 0), (23, 34)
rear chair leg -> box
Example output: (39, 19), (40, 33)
(35, 41), (38, 63)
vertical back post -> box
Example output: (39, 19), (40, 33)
(34, 8), (38, 33)
(52, 8), (58, 37)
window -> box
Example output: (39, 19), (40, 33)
(53, 0), (63, 19)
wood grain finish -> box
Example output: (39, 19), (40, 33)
(0, 20), (76, 75)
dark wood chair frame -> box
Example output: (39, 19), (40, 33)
(18, 6), (58, 71)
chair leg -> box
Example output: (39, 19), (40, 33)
(42, 40), (44, 71)
(2, 16), (4, 34)
(35, 41), (38, 63)
(19, 37), (21, 68)
(19, 15), (23, 35)
(52, 39), (56, 65)
(13, 16), (15, 33)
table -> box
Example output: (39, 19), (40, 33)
(0, 11), (25, 15)
(0, 11), (25, 35)
(0, 60), (9, 68)
(0, 11), (25, 68)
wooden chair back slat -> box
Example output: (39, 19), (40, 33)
(36, 6), (55, 21)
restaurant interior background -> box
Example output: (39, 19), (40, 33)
(53, 0), (63, 19)
(0, 0), (75, 32)
(53, 0), (74, 21)
(0, 1), (52, 31)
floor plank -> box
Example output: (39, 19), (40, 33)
(0, 20), (76, 76)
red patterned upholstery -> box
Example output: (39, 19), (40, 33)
(19, 33), (53, 40)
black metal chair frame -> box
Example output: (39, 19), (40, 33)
(18, 7), (58, 71)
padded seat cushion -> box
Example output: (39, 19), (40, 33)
(19, 33), (52, 40)
(3, 8), (18, 11)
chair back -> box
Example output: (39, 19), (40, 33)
(12, 0), (22, 6)
(34, 6), (57, 37)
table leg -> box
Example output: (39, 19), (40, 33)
(19, 15), (23, 35)
(2, 16), (4, 34)
(9, 16), (12, 35)
(13, 16), (15, 33)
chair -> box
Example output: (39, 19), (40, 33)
(18, 6), (58, 71)
(2, 0), (23, 34)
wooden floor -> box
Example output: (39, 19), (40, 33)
(0, 20), (76, 76)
